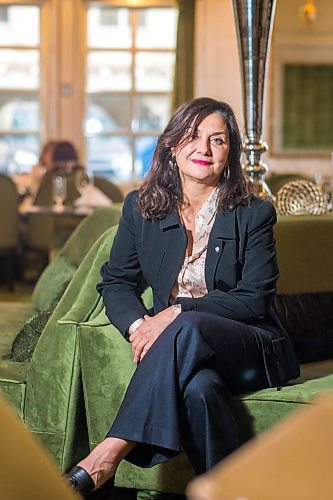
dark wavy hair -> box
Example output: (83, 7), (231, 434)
(53, 141), (79, 163)
(137, 97), (252, 220)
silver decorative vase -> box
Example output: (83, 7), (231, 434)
(232, 0), (276, 198)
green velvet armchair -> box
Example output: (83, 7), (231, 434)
(74, 215), (333, 494)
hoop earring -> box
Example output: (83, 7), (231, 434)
(223, 165), (230, 179)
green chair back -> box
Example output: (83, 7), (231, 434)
(94, 176), (124, 203)
(31, 205), (122, 313)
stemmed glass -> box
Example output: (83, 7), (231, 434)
(52, 175), (67, 211)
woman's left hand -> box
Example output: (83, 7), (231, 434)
(130, 306), (181, 363)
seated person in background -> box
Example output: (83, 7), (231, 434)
(17, 140), (80, 212)
(51, 140), (80, 173)
(13, 140), (56, 198)
(66, 97), (300, 496)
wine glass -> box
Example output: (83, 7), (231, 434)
(52, 175), (67, 211)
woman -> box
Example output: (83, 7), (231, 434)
(67, 97), (299, 495)
(52, 140), (79, 171)
(16, 140), (80, 213)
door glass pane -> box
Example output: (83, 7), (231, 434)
(136, 9), (178, 49)
(135, 136), (157, 178)
(88, 7), (131, 49)
(86, 135), (133, 181)
(87, 51), (132, 92)
(0, 133), (39, 174)
(135, 52), (175, 91)
(0, 94), (39, 131)
(134, 95), (170, 132)
(86, 95), (131, 133)
(0, 5), (39, 46)
(0, 49), (39, 89)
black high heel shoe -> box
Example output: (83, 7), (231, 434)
(66, 466), (115, 498)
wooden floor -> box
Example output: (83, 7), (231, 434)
(0, 282), (34, 303)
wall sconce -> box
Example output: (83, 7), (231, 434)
(299, 1), (318, 22)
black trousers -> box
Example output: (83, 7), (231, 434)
(108, 311), (270, 474)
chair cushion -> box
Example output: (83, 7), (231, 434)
(6, 310), (52, 362)
(237, 371), (333, 436)
(275, 292), (333, 363)
(0, 362), (28, 419)
(31, 255), (76, 312)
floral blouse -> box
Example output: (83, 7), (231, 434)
(170, 187), (218, 302)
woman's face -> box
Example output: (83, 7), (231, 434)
(172, 112), (230, 187)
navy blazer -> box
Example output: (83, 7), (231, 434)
(97, 190), (300, 386)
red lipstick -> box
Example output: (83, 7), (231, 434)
(192, 159), (212, 166)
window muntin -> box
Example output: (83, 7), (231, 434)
(86, 95), (131, 133)
(0, 49), (39, 89)
(88, 7), (132, 49)
(134, 94), (170, 132)
(86, 134), (132, 181)
(0, 94), (39, 131)
(135, 8), (177, 49)
(134, 52), (175, 92)
(85, 5), (178, 181)
(87, 51), (132, 92)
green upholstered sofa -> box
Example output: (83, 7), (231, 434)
(1, 212), (332, 497)
(74, 214), (333, 495)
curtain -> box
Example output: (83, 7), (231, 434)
(172, 0), (195, 111)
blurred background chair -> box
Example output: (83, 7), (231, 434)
(34, 168), (81, 207)
(94, 175), (124, 203)
(0, 173), (20, 290)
